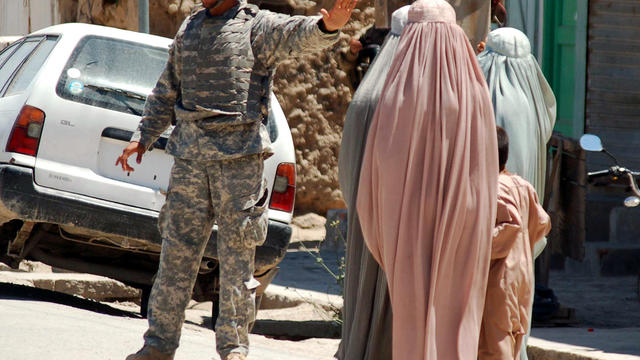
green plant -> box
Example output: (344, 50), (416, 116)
(299, 219), (347, 323)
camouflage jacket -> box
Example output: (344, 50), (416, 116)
(131, 2), (340, 160)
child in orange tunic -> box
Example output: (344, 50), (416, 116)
(479, 127), (552, 360)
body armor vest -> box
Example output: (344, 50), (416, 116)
(179, 6), (261, 125)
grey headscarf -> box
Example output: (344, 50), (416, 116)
(336, 5), (409, 360)
(478, 27), (556, 198)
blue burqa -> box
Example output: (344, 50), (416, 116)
(478, 27), (556, 198)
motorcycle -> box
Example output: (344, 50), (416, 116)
(579, 134), (640, 299)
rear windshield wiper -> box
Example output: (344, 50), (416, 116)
(84, 83), (146, 116)
(85, 84), (147, 101)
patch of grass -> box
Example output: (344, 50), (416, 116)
(299, 219), (346, 324)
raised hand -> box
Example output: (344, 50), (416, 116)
(320, 0), (358, 32)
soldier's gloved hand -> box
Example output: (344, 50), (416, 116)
(321, 0), (358, 32)
(115, 141), (146, 172)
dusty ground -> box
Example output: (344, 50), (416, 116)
(0, 292), (340, 360)
(548, 270), (640, 328)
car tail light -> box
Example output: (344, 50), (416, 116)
(6, 105), (45, 156)
(269, 162), (296, 213)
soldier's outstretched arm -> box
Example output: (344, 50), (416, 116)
(252, 0), (358, 68)
(116, 37), (182, 172)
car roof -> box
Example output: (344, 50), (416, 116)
(30, 23), (173, 48)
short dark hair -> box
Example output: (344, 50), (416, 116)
(496, 126), (509, 172)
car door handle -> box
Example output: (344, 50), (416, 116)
(101, 127), (168, 151)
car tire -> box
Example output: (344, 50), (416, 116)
(140, 286), (151, 318)
(211, 295), (219, 330)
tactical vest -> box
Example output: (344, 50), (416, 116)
(179, 5), (260, 125)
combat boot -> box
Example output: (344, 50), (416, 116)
(125, 345), (174, 360)
(224, 353), (247, 360)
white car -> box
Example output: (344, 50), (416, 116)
(0, 23), (296, 318)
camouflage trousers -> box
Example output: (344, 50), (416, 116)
(143, 154), (267, 358)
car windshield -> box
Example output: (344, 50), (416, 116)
(56, 35), (168, 116)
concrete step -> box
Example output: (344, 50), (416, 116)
(565, 242), (640, 276)
(529, 328), (640, 360)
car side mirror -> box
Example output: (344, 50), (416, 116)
(580, 134), (604, 152)
(624, 196), (640, 208)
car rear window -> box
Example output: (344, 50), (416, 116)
(0, 42), (21, 81)
(5, 37), (58, 96)
(0, 40), (39, 94)
(56, 35), (169, 116)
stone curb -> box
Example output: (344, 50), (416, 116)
(261, 284), (342, 312)
(0, 270), (341, 311)
(0, 271), (140, 302)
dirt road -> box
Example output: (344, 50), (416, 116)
(0, 283), (339, 360)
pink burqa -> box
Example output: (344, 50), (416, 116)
(356, 0), (499, 359)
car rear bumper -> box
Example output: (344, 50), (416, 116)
(0, 164), (292, 270)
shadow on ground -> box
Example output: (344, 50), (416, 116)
(547, 272), (640, 328)
(271, 250), (343, 295)
(0, 282), (140, 318)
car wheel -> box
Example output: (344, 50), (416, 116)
(140, 286), (151, 318)
(211, 294), (220, 330)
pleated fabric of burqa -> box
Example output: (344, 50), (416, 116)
(356, 1), (498, 358)
(337, 6), (410, 360)
(477, 27), (556, 360)
(477, 27), (556, 199)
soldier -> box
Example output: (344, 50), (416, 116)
(115, 0), (356, 359)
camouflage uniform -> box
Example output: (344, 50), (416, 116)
(130, 2), (339, 358)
